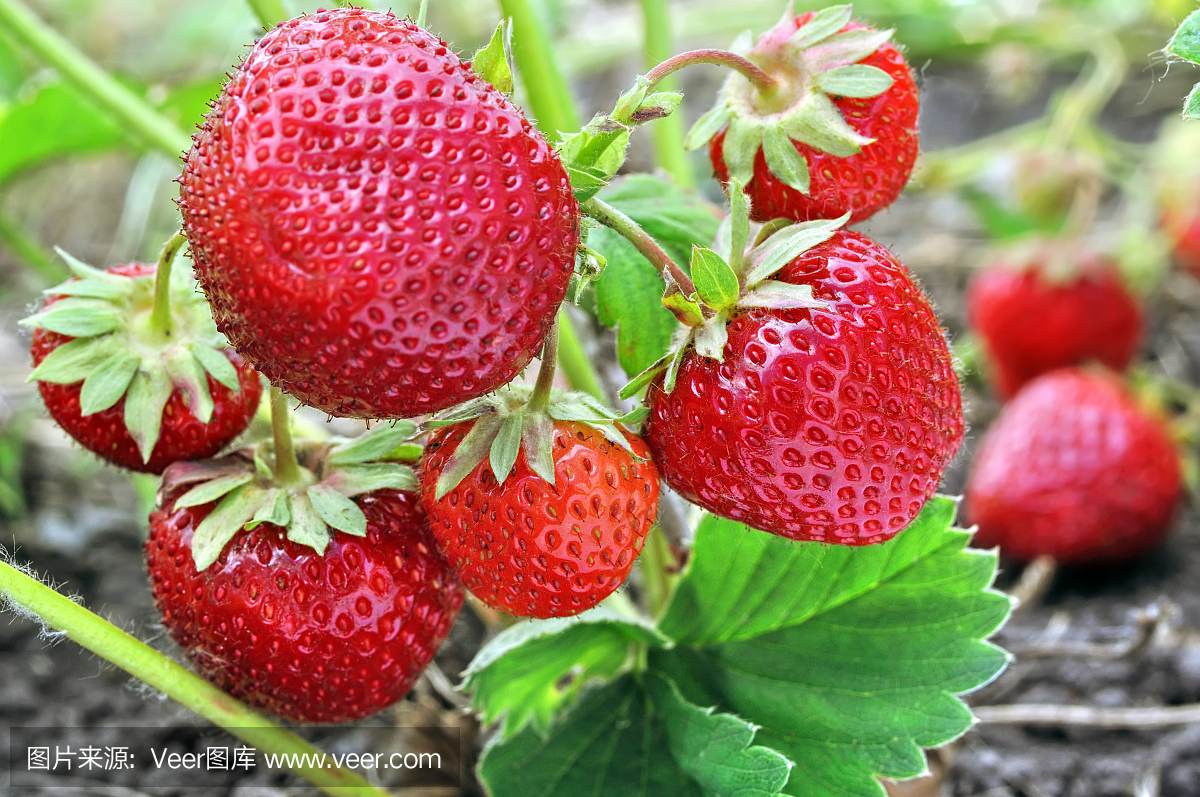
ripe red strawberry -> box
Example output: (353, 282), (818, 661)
(967, 245), (1142, 400)
(24, 259), (262, 474)
(420, 405), (659, 619)
(643, 228), (963, 544)
(147, 486), (462, 722)
(179, 8), (579, 419)
(967, 369), (1183, 564)
(695, 6), (918, 224)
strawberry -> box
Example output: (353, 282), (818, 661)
(419, 377), (659, 619)
(967, 242), (1142, 400)
(22, 252), (262, 474)
(178, 7), (579, 420)
(967, 368), (1183, 564)
(629, 199), (962, 544)
(688, 5), (918, 224)
(145, 424), (463, 723)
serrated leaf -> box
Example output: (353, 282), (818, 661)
(817, 64), (894, 98)
(789, 4), (852, 49)
(190, 344), (240, 392)
(191, 484), (267, 570)
(722, 119), (763, 187)
(1168, 10), (1200, 65)
(647, 673), (793, 797)
(1185, 83), (1200, 122)
(21, 303), (122, 337)
(246, 488), (289, 530)
(175, 472), (255, 509)
(805, 28), (894, 72)
(307, 484), (367, 537)
(472, 20), (513, 93)
(327, 421), (418, 466)
(124, 366), (174, 462)
(286, 492), (331, 554)
(521, 412), (557, 486)
(325, 463), (417, 496)
(435, 411), (505, 499)
(761, 125), (811, 195)
(489, 412), (524, 485)
(479, 676), (702, 797)
(653, 497), (1012, 797)
(738, 281), (829, 311)
(463, 607), (668, 738)
(684, 103), (733, 151)
(744, 215), (848, 286)
(166, 350), (214, 424)
(693, 313), (729, 361)
(28, 336), (119, 384)
(782, 92), (872, 157)
(690, 246), (740, 311)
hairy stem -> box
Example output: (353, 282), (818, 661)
(0, 558), (390, 797)
(639, 0), (693, 186)
(149, 231), (188, 338)
(527, 321), (560, 412)
(645, 49), (776, 94)
(583, 197), (696, 296)
(0, 0), (191, 157)
(246, 0), (287, 28)
(270, 388), (304, 487)
(497, 0), (580, 139)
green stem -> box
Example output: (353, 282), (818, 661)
(556, 312), (606, 401)
(640, 527), (673, 618)
(149, 231), (187, 337)
(527, 320), (560, 412)
(644, 49), (776, 94)
(0, 0), (191, 158)
(246, 0), (288, 28)
(583, 197), (695, 296)
(640, 0), (693, 187)
(497, 0), (580, 140)
(0, 212), (64, 284)
(416, 0), (428, 28)
(270, 388), (304, 487)
(0, 558), (391, 797)
(1046, 34), (1125, 151)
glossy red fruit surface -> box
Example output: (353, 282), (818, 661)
(645, 230), (963, 544)
(967, 253), (1142, 400)
(179, 8), (579, 419)
(146, 488), (463, 723)
(709, 16), (919, 225)
(968, 369), (1183, 564)
(420, 421), (659, 618)
(30, 263), (262, 475)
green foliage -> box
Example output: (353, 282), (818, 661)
(1168, 11), (1200, 120)
(468, 497), (1011, 797)
(0, 82), (124, 184)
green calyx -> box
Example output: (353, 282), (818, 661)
(472, 20), (515, 95)
(162, 421), (421, 571)
(620, 182), (846, 399)
(428, 384), (649, 501)
(21, 245), (242, 464)
(684, 3), (895, 194)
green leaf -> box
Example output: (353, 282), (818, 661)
(647, 673), (793, 797)
(805, 28), (894, 72)
(566, 164), (609, 202)
(123, 366), (174, 462)
(175, 473), (255, 509)
(489, 412), (525, 485)
(521, 412), (557, 486)
(789, 4), (852, 49)
(761, 125), (811, 194)
(21, 303), (122, 337)
(654, 497), (1012, 797)
(472, 21), (513, 93)
(307, 484), (367, 537)
(463, 607), (668, 737)
(478, 676), (702, 797)
(683, 103), (732, 151)
(817, 64), (894, 98)
(191, 484), (267, 570)
(166, 350), (215, 424)
(28, 337), (118, 385)
(434, 411), (504, 500)
(286, 492), (331, 554)
(327, 421), (418, 466)
(722, 118), (763, 187)
(743, 215), (847, 287)
(1168, 10), (1200, 65)
(0, 82), (124, 185)
(690, 246), (740, 311)
(324, 463), (417, 496)
(246, 488), (290, 530)
(1185, 83), (1200, 122)
(190, 344), (240, 392)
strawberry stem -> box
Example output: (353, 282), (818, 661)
(416, 0), (428, 28)
(527, 320), (561, 413)
(644, 49), (777, 95)
(270, 387), (305, 487)
(0, 556), (393, 797)
(639, 0), (694, 187)
(149, 231), (187, 338)
(582, 197), (697, 297)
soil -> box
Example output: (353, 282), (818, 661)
(2, 49), (1200, 797)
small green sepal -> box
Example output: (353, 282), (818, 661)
(472, 21), (514, 94)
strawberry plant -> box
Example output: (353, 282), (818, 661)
(0, 1), (1012, 795)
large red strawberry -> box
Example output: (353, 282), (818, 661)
(179, 8), (579, 419)
(419, 379), (659, 618)
(145, 424), (463, 723)
(689, 5), (918, 224)
(22, 254), (262, 474)
(967, 243), (1142, 400)
(634, 212), (962, 544)
(967, 368), (1183, 564)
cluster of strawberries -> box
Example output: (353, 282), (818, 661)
(23, 6), (962, 722)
